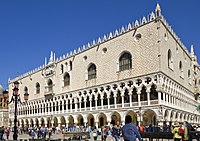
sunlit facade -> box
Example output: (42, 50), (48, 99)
(0, 85), (9, 127)
(8, 4), (200, 129)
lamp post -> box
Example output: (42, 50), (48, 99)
(3, 81), (29, 141)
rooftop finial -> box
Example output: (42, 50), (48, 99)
(49, 51), (54, 63)
(191, 44), (194, 55)
(155, 3), (161, 17)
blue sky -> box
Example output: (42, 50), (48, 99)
(0, 0), (199, 89)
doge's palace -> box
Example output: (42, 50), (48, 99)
(8, 4), (200, 128)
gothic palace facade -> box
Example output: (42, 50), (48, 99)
(8, 4), (200, 128)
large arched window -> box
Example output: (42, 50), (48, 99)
(64, 73), (70, 86)
(88, 64), (97, 80)
(168, 49), (173, 69)
(119, 52), (132, 71)
(36, 82), (40, 94)
(48, 79), (53, 92)
(179, 61), (183, 78)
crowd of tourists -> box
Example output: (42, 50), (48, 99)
(0, 119), (200, 141)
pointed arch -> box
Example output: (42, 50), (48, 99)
(36, 82), (40, 94)
(168, 49), (173, 69)
(64, 73), (70, 86)
(88, 63), (97, 80)
(119, 51), (132, 71)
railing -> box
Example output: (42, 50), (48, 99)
(132, 102), (138, 106)
(124, 103), (129, 107)
(117, 104), (122, 108)
(141, 101), (148, 106)
(150, 100), (158, 105)
(19, 99), (163, 117)
(110, 105), (115, 109)
(104, 105), (108, 109)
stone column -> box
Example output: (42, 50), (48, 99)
(66, 101), (68, 113)
(70, 102), (72, 113)
(166, 94), (168, 103)
(114, 96), (117, 109)
(51, 120), (54, 128)
(95, 97), (98, 110)
(121, 95), (124, 108)
(107, 96), (110, 109)
(95, 122), (98, 129)
(62, 102), (65, 113)
(138, 92), (141, 106)
(79, 101), (81, 112)
(129, 94), (132, 107)
(90, 100), (92, 111)
(163, 92), (166, 103)
(158, 91), (161, 104)
(84, 100), (87, 111)
(101, 98), (104, 109)
(75, 99), (78, 112)
(147, 91), (150, 105)
(169, 95), (171, 104)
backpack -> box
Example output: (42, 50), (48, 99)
(178, 127), (184, 135)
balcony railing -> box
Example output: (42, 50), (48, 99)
(19, 99), (162, 117)
(150, 100), (158, 105)
(44, 86), (54, 95)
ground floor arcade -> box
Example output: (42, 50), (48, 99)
(13, 106), (200, 129)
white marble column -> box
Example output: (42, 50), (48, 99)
(166, 94), (168, 103)
(95, 98), (98, 110)
(62, 102), (65, 113)
(70, 103), (72, 113)
(108, 96), (110, 109)
(163, 92), (166, 103)
(158, 92), (161, 104)
(138, 92), (141, 106)
(95, 122), (98, 128)
(129, 94), (132, 107)
(84, 100), (87, 111)
(75, 99), (78, 112)
(101, 98), (104, 109)
(147, 91), (150, 105)
(90, 100), (92, 111)
(79, 102), (81, 112)
(114, 96), (117, 109)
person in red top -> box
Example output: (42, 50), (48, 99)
(138, 124), (145, 132)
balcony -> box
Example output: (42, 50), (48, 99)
(44, 86), (54, 99)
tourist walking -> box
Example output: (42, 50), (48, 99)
(112, 122), (120, 141)
(172, 121), (182, 141)
(48, 127), (52, 139)
(92, 126), (98, 141)
(122, 115), (142, 141)
(30, 129), (35, 140)
(5, 128), (10, 140)
(0, 126), (5, 140)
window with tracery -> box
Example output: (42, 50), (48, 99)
(119, 52), (132, 71)
(179, 61), (184, 78)
(36, 82), (40, 94)
(88, 64), (97, 80)
(47, 79), (53, 92)
(168, 49), (173, 69)
(64, 73), (70, 86)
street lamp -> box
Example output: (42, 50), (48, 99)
(4, 81), (29, 141)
